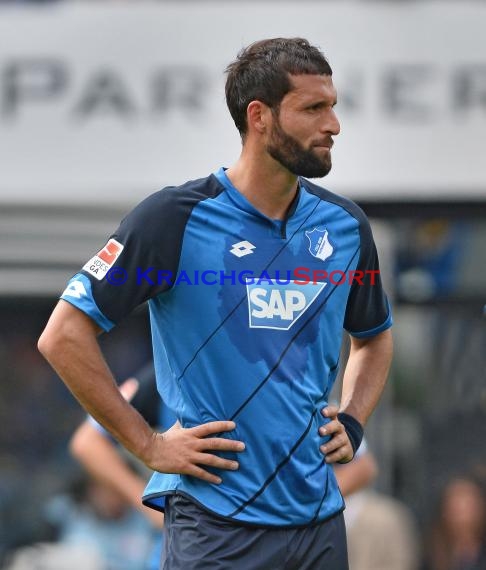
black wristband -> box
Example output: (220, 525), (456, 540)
(337, 412), (364, 458)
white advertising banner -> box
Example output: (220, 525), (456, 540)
(0, 1), (485, 204)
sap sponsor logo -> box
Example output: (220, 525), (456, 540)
(246, 279), (326, 330)
(83, 238), (124, 281)
(62, 280), (87, 299)
(305, 228), (334, 261)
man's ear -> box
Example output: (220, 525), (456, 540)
(247, 100), (272, 135)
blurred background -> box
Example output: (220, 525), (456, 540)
(0, 1), (485, 569)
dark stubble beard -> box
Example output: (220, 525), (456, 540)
(266, 114), (332, 179)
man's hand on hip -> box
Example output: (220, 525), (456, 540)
(319, 406), (354, 464)
(142, 421), (245, 485)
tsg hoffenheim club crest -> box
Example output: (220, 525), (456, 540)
(305, 228), (334, 261)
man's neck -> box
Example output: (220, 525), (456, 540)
(226, 154), (299, 221)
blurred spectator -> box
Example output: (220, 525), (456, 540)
(395, 220), (466, 303)
(3, 543), (104, 570)
(69, 377), (165, 531)
(3, 472), (154, 570)
(46, 473), (155, 570)
(345, 488), (419, 570)
(425, 475), (486, 570)
(69, 368), (174, 570)
(336, 441), (419, 570)
(0, 302), (152, 565)
(334, 438), (378, 498)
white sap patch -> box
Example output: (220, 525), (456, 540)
(246, 279), (327, 330)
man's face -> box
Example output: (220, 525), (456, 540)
(266, 74), (340, 178)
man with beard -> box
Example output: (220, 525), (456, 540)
(39, 38), (393, 569)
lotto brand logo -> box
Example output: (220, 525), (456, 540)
(246, 279), (327, 330)
(62, 280), (87, 299)
(230, 240), (256, 258)
(83, 238), (124, 281)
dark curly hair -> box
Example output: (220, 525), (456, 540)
(225, 37), (332, 138)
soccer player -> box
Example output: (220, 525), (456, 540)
(39, 37), (393, 569)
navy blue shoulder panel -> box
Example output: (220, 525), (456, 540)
(300, 178), (365, 216)
(301, 179), (391, 336)
(80, 174), (224, 325)
(116, 174), (224, 265)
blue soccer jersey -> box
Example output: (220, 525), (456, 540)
(60, 168), (392, 527)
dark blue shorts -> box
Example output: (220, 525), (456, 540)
(160, 494), (348, 570)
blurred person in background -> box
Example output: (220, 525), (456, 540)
(425, 475), (486, 570)
(334, 438), (378, 499)
(3, 471), (153, 570)
(336, 441), (419, 570)
(38, 37), (393, 569)
(44, 472), (154, 570)
(70, 364), (175, 570)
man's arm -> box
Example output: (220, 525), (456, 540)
(339, 329), (393, 424)
(320, 329), (393, 464)
(38, 300), (245, 484)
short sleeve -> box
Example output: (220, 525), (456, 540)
(60, 188), (186, 331)
(344, 217), (392, 337)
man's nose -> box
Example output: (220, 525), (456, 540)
(326, 109), (340, 136)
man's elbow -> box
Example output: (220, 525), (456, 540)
(37, 324), (61, 362)
(37, 317), (72, 364)
(38, 301), (100, 362)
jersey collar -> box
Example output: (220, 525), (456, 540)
(213, 167), (302, 224)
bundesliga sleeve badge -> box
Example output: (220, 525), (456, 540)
(82, 238), (124, 281)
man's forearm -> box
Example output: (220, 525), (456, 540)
(40, 301), (246, 483)
(38, 301), (154, 461)
(339, 329), (393, 425)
